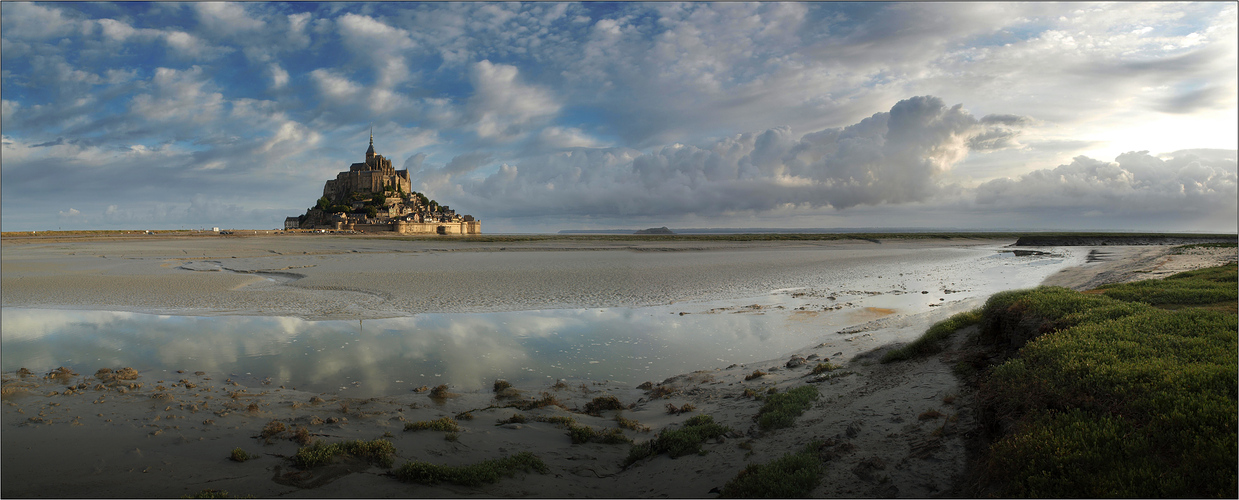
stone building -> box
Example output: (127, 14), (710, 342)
(322, 130), (411, 202)
(293, 132), (480, 235)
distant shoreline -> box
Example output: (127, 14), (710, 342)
(4, 229), (1235, 245)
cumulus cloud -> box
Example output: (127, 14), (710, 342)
(432, 96), (1027, 216)
(975, 150), (1237, 216)
(467, 60), (561, 141)
(130, 66), (225, 125)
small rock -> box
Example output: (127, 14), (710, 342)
(785, 356), (807, 369)
(309, 396), (325, 404)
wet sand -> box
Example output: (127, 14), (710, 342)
(3, 235), (1014, 319)
(2, 235), (1234, 498)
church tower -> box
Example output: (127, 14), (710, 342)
(365, 126), (376, 167)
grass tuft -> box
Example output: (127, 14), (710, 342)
(393, 452), (549, 487)
(721, 441), (823, 498)
(290, 439), (396, 469)
(229, 448), (252, 462)
(756, 385), (819, 431)
(882, 309), (983, 363)
(625, 414), (731, 465)
(582, 395), (625, 415)
(404, 416), (459, 432)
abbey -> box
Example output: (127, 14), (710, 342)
(288, 132), (480, 235)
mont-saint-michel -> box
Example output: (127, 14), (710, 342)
(2, 2), (1237, 499)
(286, 132), (480, 235)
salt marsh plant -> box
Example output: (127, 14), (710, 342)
(614, 414), (650, 432)
(514, 392), (563, 410)
(720, 441), (823, 498)
(582, 395), (625, 415)
(625, 414), (732, 465)
(972, 264), (1238, 497)
(810, 362), (843, 374)
(881, 309), (983, 363)
(394, 452), (549, 487)
(428, 384), (457, 399)
(290, 439), (396, 469)
(756, 385), (819, 431)
(228, 448), (252, 462)
(567, 424), (632, 445)
(404, 416), (459, 432)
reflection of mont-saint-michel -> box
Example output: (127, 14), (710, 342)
(287, 132), (480, 235)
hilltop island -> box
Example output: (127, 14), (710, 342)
(287, 132), (480, 235)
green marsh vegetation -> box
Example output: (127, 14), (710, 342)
(881, 309), (984, 363)
(625, 414), (732, 465)
(393, 452), (549, 486)
(720, 441), (824, 498)
(756, 385), (819, 431)
(403, 416), (460, 432)
(228, 448), (252, 462)
(290, 439), (396, 469)
(970, 263), (1237, 497)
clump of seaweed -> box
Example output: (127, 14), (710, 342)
(665, 403), (696, 415)
(636, 381), (654, 390)
(393, 452), (549, 487)
(493, 380), (513, 393)
(744, 370), (767, 381)
(404, 417), (460, 432)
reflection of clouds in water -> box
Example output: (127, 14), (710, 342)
(1, 309), (137, 341)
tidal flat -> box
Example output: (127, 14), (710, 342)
(3, 236), (1075, 395)
(2, 234), (1233, 498)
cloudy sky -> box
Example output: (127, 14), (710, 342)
(3, 2), (1236, 233)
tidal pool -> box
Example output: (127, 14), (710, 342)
(2, 304), (871, 397)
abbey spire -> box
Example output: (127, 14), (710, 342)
(365, 126), (375, 163)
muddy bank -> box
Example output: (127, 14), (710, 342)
(1013, 234), (1233, 247)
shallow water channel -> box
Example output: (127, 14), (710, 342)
(1, 245), (1081, 397)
